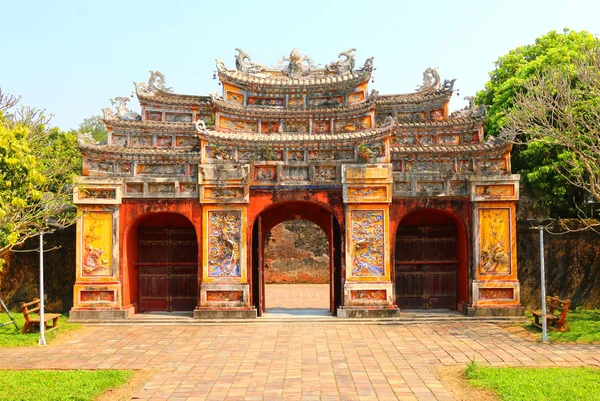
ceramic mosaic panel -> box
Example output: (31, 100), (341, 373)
(80, 290), (115, 303)
(254, 165), (277, 182)
(261, 121), (279, 133)
(283, 166), (309, 182)
(82, 212), (113, 277)
(439, 134), (459, 144)
(166, 113), (192, 122)
(309, 150), (335, 161)
(462, 132), (478, 143)
(179, 183), (197, 194)
(283, 120), (308, 133)
(130, 135), (152, 147)
(126, 183), (143, 194)
(450, 180), (468, 194)
(476, 185), (515, 197)
(248, 97), (283, 106)
(88, 160), (114, 173)
(137, 164), (185, 175)
(477, 158), (507, 173)
(226, 91), (244, 104)
(313, 120), (331, 133)
(430, 109), (444, 121)
(148, 183), (175, 194)
(348, 186), (387, 198)
(220, 116), (258, 132)
(314, 166), (337, 182)
(207, 211), (242, 277)
(287, 150), (305, 162)
(334, 149), (355, 160)
(175, 136), (198, 147)
(79, 188), (117, 200)
(111, 135), (127, 146)
(458, 159), (474, 172)
(307, 96), (342, 107)
(350, 210), (385, 277)
(334, 116), (371, 132)
(145, 111), (162, 121)
(417, 182), (444, 192)
(206, 290), (243, 302)
(479, 208), (511, 275)
(204, 187), (244, 199)
(288, 97), (304, 107)
(156, 136), (173, 147)
(394, 182), (411, 192)
(348, 91), (365, 104)
(350, 289), (386, 301)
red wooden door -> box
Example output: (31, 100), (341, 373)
(395, 225), (457, 309)
(138, 228), (198, 312)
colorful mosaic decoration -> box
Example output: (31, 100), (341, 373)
(81, 290), (115, 302)
(479, 288), (514, 300)
(208, 211), (242, 277)
(350, 210), (385, 277)
(206, 290), (243, 302)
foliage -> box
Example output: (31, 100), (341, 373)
(0, 369), (132, 401)
(465, 364), (600, 401)
(357, 142), (373, 162)
(0, 314), (80, 347)
(262, 145), (276, 161)
(525, 308), (600, 343)
(476, 29), (599, 217)
(78, 114), (107, 142)
(0, 88), (81, 265)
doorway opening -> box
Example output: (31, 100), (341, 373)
(135, 213), (199, 313)
(251, 202), (342, 317)
(394, 209), (467, 310)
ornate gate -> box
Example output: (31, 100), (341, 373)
(395, 225), (457, 309)
(138, 228), (198, 312)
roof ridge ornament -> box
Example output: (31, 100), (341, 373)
(235, 48), (268, 75)
(278, 48), (318, 78)
(112, 97), (141, 121)
(135, 70), (173, 96)
(416, 67), (441, 94)
(450, 96), (488, 118)
(325, 48), (356, 74)
(358, 57), (374, 73)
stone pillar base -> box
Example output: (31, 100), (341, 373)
(69, 307), (132, 321)
(465, 306), (524, 317)
(337, 307), (400, 318)
(193, 307), (257, 319)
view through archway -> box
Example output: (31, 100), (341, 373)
(264, 221), (330, 313)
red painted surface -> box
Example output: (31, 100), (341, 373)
(390, 199), (471, 307)
(119, 200), (202, 312)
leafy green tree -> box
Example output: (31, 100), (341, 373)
(0, 89), (80, 265)
(78, 114), (107, 142)
(476, 29), (599, 216)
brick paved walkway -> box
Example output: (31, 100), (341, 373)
(1, 322), (599, 400)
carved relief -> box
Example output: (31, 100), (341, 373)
(175, 136), (198, 147)
(430, 109), (444, 121)
(462, 132), (477, 143)
(137, 164), (185, 175)
(313, 120), (330, 133)
(479, 209), (511, 275)
(417, 182), (444, 192)
(88, 160), (114, 173)
(205, 187), (244, 199)
(261, 121), (279, 133)
(479, 288), (514, 300)
(476, 185), (514, 197)
(111, 135), (127, 146)
(394, 182), (411, 192)
(283, 120), (308, 133)
(208, 211), (242, 277)
(350, 290), (386, 301)
(82, 212), (113, 276)
(254, 166), (277, 182)
(439, 134), (459, 144)
(130, 135), (152, 147)
(148, 183), (175, 194)
(126, 183), (143, 194)
(220, 117), (258, 132)
(307, 97), (342, 107)
(309, 150), (335, 161)
(288, 97), (304, 107)
(179, 183), (197, 194)
(287, 150), (305, 162)
(350, 210), (385, 277)
(156, 136), (173, 147)
(334, 149), (355, 160)
(450, 180), (468, 194)
(145, 111), (162, 121)
(81, 290), (115, 303)
(206, 290), (243, 302)
(419, 135), (434, 145)
(79, 188), (117, 200)
(334, 116), (371, 132)
(478, 159), (507, 173)
(392, 161), (402, 172)
(458, 159), (474, 172)
(348, 186), (386, 198)
(393, 135), (417, 145)
(397, 112), (424, 122)
(119, 163), (132, 174)
(283, 166), (309, 181)
(205, 145), (233, 160)
(314, 166), (337, 182)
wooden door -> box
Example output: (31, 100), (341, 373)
(138, 228), (198, 312)
(395, 225), (457, 309)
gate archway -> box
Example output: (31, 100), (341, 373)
(394, 209), (468, 309)
(251, 201), (342, 316)
(126, 212), (199, 313)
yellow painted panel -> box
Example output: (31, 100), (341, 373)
(82, 212), (113, 277)
(479, 208), (511, 275)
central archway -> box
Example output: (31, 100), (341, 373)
(251, 201), (342, 316)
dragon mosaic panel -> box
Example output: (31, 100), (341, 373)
(350, 210), (385, 277)
(82, 212), (113, 277)
(479, 208), (511, 275)
(208, 211), (242, 277)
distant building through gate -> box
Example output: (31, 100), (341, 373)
(70, 48), (522, 320)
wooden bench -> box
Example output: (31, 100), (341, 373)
(532, 295), (571, 332)
(20, 298), (60, 334)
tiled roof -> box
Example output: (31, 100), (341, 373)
(79, 143), (201, 161)
(213, 97), (375, 118)
(376, 90), (453, 106)
(104, 119), (196, 132)
(394, 116), (486, 130)
(391, 140), (511, 156)
(135, 84), (211, 106)
(218, 69), (371, 92)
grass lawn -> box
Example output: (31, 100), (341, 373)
(466, 362), (600, 401)
(0, 313), (80, 347)
(0, 370), (133, 401)
(525, 308), (600, 343)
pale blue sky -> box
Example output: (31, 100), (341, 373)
(2, 0), (598, 130)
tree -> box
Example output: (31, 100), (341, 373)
(476, 29), (599, 216)
(503, 46), (600, 230)
(78, 114), (107, 142)
(0, 88), (81, 266)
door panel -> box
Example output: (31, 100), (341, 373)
(395, 225), (457, 309)
(138, 228), (198, 312)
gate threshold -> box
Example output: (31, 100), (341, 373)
(262, 308), (334, 319)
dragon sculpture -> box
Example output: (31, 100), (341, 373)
(415, 67), (441, 93)
(109, 97), (141, 121)
(451, 96), (488, 119)
(135, 70), (173, 95)
(278, 48), (318, 78)
(325, 48), (357, 74)
(235, 48), (266, 74)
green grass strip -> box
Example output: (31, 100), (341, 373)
(524, 308), (600, 343)
(466, 362), (600, 401)
(0, 370), (133, 401)
(0, 314), (81, 348)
